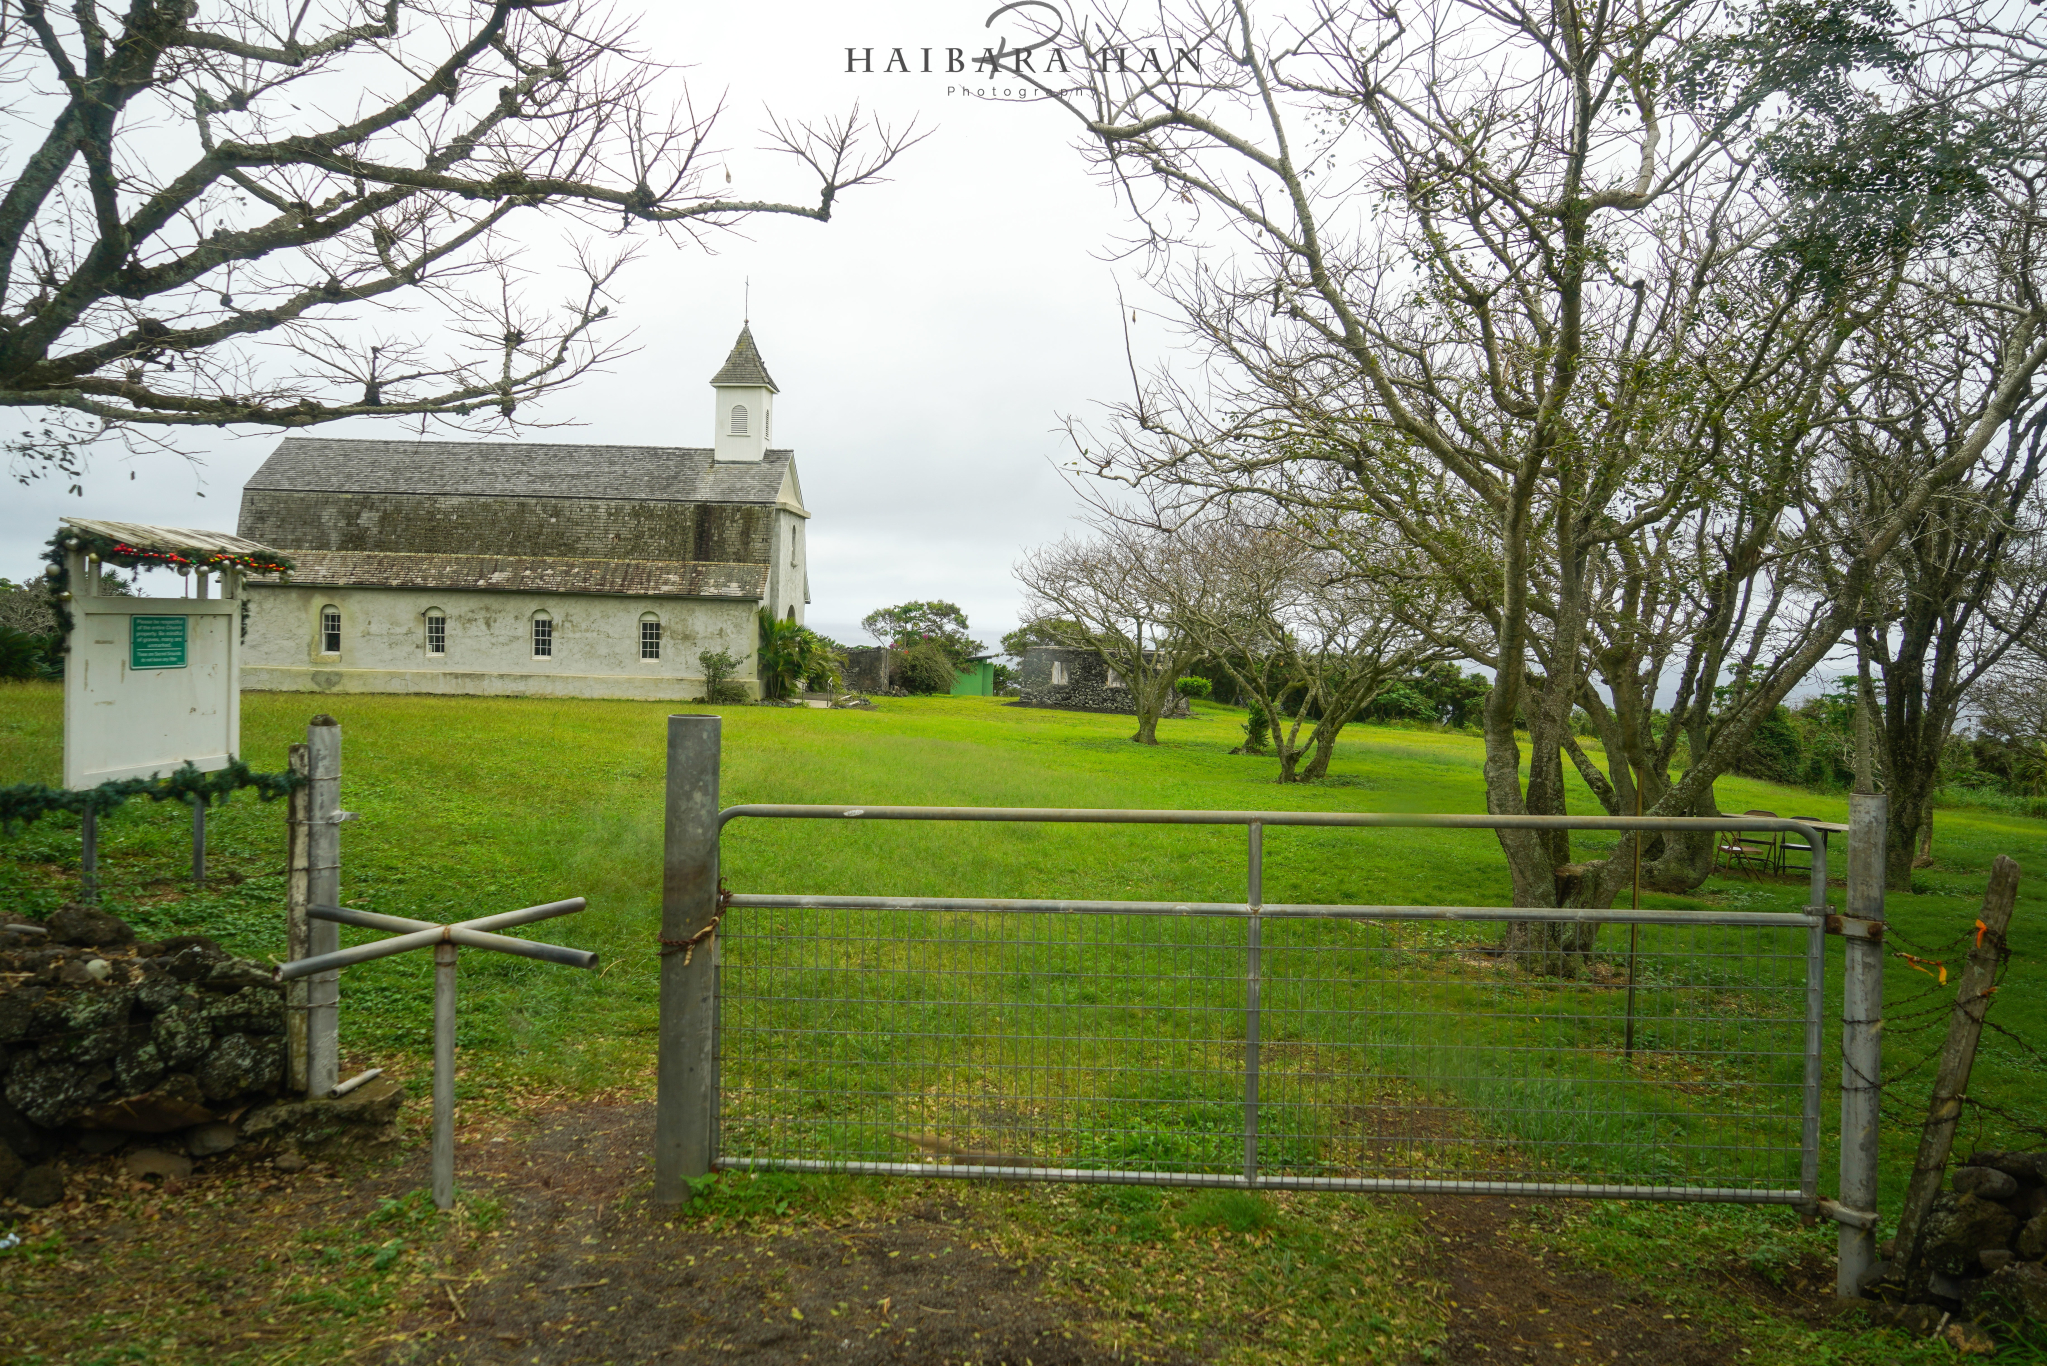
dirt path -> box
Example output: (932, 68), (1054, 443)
(424, 1104), (1138, 1365)
(0, 1096), (1850, 1365)
(1417, 1195), (1825, 1365)
(393, 1101), (1844, 1365)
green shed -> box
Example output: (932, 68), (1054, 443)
(950, 657), (997, 697)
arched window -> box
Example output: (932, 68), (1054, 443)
(729, 404), (749, 436)
(424, 608), (447, 656)
(531, 610), (553, 659)
(640, 612), (662, 660)
(319, 605), (342, 655)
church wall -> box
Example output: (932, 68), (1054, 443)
(763, 507), (808, 625)
(240, 583), (761, 700)
(239, 490), (772, 564)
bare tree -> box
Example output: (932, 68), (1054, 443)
(1810, 305), (2047, 881)
(0, 0), (917, 487)
(1028, 0), (2047, 920)
(1152, 514), (1446, 781)
(1014, 523), (1206, 744)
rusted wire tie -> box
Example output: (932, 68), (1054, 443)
(657, 884), (733, 965)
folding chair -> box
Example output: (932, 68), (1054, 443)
(1780, 817), (1821, 879)
(1718, 810), (1778, 879)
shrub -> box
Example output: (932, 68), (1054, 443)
(1238, 704), (1273, 754)
(1362, 682), (1431, 723)
(0, 626), (45, 681)
(1174, 676), (1213, 701)
(758, 610), (846, 698)
(894, 641), (957, 695)
(698, 649), (749, 704)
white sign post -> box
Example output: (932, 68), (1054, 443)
(56, 519), (282, 894)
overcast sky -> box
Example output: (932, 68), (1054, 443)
(2, 0), (1159, 648)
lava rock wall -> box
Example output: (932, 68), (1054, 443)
(0, 907), (295, 1204)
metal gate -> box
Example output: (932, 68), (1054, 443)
(650, 717), (1887, 1295)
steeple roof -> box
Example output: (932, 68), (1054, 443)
(710, 323), (779, 392)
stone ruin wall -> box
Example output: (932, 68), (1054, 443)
(1015, 647), (1190, 717)
(0, 905), (402, 1211)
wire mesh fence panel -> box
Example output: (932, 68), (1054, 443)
(718, 904), (1249, 1178)
(715, 901), (1818, 1199)
(1254, 913), (1813, 1196)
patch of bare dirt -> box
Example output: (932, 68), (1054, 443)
(419, 1100), (1140, 1365)
(1417, 1196), (1842, 1366)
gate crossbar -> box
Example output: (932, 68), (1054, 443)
(729, 894), (1816, 928)
(714, 1159), (1814, 1206)
(711, 802), (1833, 1209)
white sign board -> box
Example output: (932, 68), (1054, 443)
(62, 549), (243, 789)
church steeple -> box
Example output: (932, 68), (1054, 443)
(710, 323), (777, 463)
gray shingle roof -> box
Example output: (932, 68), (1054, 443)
(262, 550), (768, 600)
(244, 437), (793, 503)
(709, 324), (778, 392)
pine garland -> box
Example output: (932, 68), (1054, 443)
(0, 760), (303, 831)
(40, 529), (295, 645)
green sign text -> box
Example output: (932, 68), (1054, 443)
(131, 616), (189, 670)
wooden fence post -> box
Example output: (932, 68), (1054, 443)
(285, 742), (312, 1093)
(655, 714), (720, 1206)
(1888, 855), (2022, 1283)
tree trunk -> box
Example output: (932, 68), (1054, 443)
(1131, 712), (1160, 744)
(1642, 828), (1721, 892)
(1886, 768), (1938, 885)
(1274, 713), (1311, 782)
(1300, 721), (1342, 780)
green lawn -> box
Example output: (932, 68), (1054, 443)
(3, 682), (2041, 1224)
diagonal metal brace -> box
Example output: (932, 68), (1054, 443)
(275, 898), (588, 981)
(311, 904), (597, 970)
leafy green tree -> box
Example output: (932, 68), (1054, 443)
(863, 602), (984, 666)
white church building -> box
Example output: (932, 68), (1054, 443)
(236, 325), (807, 700)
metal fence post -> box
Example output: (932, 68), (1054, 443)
(1838, 791), (1888, 1298)
(306, 716), (342, 1097)
(433, 940), (458, 1210)
(192, 799), (206, 887)
(656, 714), (721, 1206)
(1244, 820), (1263, 1188)
(80, 805), (98, 903)
(285, 743), (312, 1093)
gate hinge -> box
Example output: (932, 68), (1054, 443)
(1825, 915), (1884, 942)
(1811, 1197), (1879, 1229)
